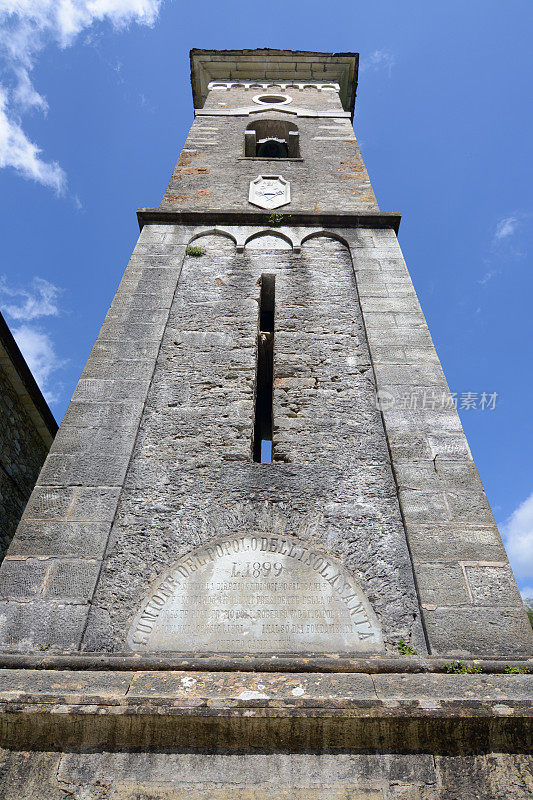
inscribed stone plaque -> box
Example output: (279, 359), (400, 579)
(127, 534), (383, 653)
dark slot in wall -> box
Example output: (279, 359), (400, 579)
(253, 274), (275, 463)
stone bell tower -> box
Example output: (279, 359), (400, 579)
(0, 49), (531, 799)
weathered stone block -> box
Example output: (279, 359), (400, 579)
(0, 601), (88, 650)
(397, 489), (450, 524)
(38, 453), (131, 487)
(87, 339), (160, 363)
(416, 564), (470, 606)
(61, 400), (143, 430)
(0, 750), (64, 800)
(22, 486), (120, 523)
(464, 564), (522, 606)
(21, 486), (76, 520)
(374, 363), (446, 387)
(404, 523), (508, 563)
(44, 560), (100, 601)
(72, 378), (150, 403)
(96, 318), (166, 344)
(361, 296), (422, 314)
(7, 521), (110, 558)
(423, 607), (533, 657)
(0, 559), (47, 599)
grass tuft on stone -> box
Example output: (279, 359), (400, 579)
(504, 664), (530, 674)
(443, 660), (482, 674)
(186, 245), (206, 257)
(396, 639), (417, 656)
(266, 211), (290, 227)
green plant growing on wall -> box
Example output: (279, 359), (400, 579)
(504, 664), (530, 674)
(396, 639), (417, 656)
(266, 211), (290, 227)
(186, 245), (206, 257)
(443, 660), (482, 674)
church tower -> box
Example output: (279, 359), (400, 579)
(0, 50), (531, 798)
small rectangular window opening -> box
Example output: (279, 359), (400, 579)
(253, 274), (275, 463)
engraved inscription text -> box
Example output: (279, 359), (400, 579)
(127, 534), (383, 653)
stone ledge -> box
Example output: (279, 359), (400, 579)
(136, 209), (401, 233)
(0, 668), (532, 707)
(0, 669), (531, 752)
(0, 653), (531, 673)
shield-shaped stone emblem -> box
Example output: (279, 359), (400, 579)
(249, 175), (291, 210)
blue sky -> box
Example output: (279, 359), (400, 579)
(0, 0), (532, 598)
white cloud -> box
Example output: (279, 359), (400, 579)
(12, 69), (48, 113)
(477, 268), (500, 286)
(495, 216), (518, 240)
(361, 49), (396, 77)
(520, 586), (533, 601)
(0, 0), (163, 189)
(11, 324), (65, 402)
(1, 275), (65, 402)
(0, 87), (66, 191)
(0, 275), (62, 320)
(501, 492), (533, 583)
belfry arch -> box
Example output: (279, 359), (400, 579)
(244, 118), (300, 158)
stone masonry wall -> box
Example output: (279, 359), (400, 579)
(0, 223), (531, 657)
(0, 224), (192, 651)
(345, 226), (533, 657)
(81, 232), (425, 654)
(161, 84), (377, 213)
(0, 366), (49, 559)
(1, 747), (532, 799)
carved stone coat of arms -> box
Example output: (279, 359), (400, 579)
(248, 175), (291, 210)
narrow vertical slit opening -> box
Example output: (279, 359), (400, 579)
(253, 274), (275, 463)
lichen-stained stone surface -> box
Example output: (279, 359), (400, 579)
(0, 667), (531, 798)
(0, 749), (532, 800)
(82, 234), (424, 655)
(50, 753), (533, 800)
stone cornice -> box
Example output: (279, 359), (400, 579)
(195, 106), (352, 118)
(137, 209), (401, 233)
(0, 652), (530, 673)
(0, 666), (530, 751)
(190, 49), (358, 117)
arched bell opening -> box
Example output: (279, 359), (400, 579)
(256, 138), (289, 158)
(245, 119), (300, 159)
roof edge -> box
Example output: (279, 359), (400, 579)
(190, 49), (359, 117)
(0, 311), (57, 447)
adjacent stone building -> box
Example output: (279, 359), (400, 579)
(0, 311), (56, 559)
(0, 49), (530, 799)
